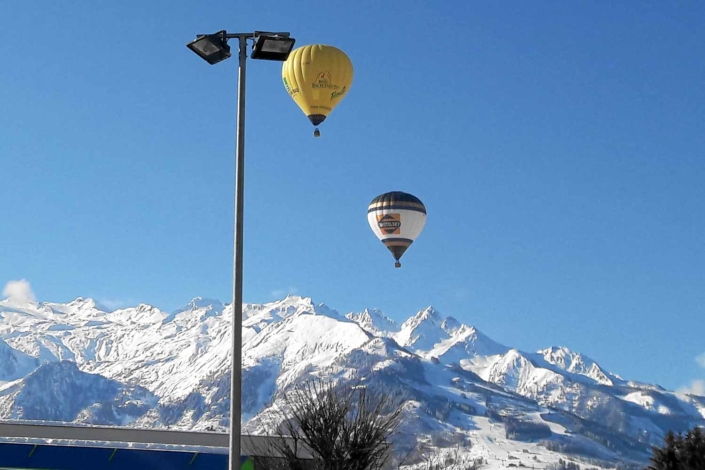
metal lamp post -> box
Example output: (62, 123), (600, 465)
(187, 30), (295, 470)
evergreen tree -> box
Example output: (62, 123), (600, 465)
(649, 431), (681, 470)
(682, 427), (705, 470)
(647, 427), (705, 470)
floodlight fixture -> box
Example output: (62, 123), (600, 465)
(250, 33), (296, 61)
(187, 31), (231, 65)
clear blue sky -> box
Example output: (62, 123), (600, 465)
(1, 1), (703, 393)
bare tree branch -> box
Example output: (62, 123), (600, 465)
(261, 379), (402, 470)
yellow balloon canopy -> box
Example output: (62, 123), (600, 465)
(282, 44), (354, 136)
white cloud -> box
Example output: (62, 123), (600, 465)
(678, 379), (705, 397)
(678, 354), (705, 397)
(270, 287), (299, 299)
(696, 352), (705, 369)
(2, 279), (36, 304)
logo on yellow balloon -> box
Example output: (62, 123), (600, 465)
(377, 214), (401, 235)
(283, 77), (299, 96)
(312, 71), (339, 90)
(330, 86), (347, 101)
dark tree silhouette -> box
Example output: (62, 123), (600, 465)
(263, 380), (402, 470)
(647, 426), (705, 470)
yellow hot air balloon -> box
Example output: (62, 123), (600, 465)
(282, 44), (353, 137)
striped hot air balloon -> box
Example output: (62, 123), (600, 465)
(367, 191), (427, 268)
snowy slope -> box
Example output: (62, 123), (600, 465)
(393, 307), (461, 350)
(345, 308), (398, 336)
(539, 346), (619, 386)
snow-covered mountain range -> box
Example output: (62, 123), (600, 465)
(0, 295), (703, 469)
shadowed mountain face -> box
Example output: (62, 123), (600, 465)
(0, 295), (703, 467)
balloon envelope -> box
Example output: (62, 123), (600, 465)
(282, 44), (354, 127)
(367, 191), (427, 267)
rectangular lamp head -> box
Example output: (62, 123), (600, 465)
(187, 31), (231, 65)
(251, 35), (296, 61)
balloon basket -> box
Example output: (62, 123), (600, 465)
(313, 128), (321, 138)
(395, 261), (401, 268)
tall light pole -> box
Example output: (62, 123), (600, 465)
(187, 30), (295, 470)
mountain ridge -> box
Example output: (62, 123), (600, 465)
(0, 294), (702, 468)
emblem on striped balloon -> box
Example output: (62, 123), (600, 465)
(377, 214), (401, 234)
